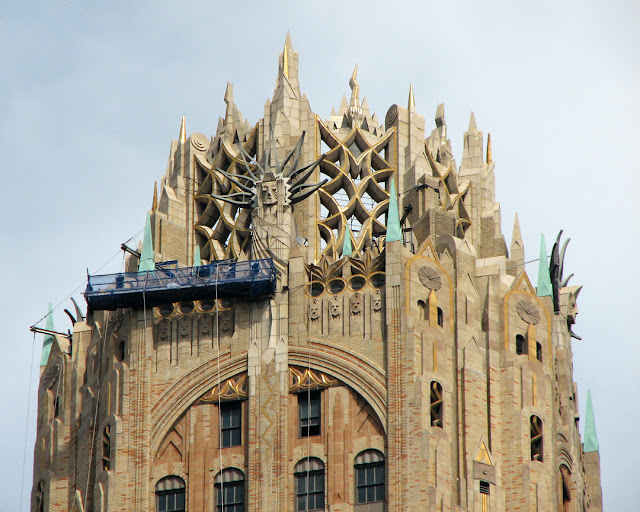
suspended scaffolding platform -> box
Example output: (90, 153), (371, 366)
(85, 258), (277, 310)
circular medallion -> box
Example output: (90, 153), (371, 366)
(516, 300), (541, 325)
(42, 363), (60, 390)
(418, 266), (442, 291)
(385, 104), (398, 128)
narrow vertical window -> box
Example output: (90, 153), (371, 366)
(515, 334), (527, 355)
(430, 381), (443, 428)
(155, 476), (186, 512)
(355, 450), (385, 505)
(299, 390), (321, 437)
(102, 424), (111, 471)
(215, 468), (245, 512)
(35, 480), (45, 512)
(53, 396), (60, 418)
(480, 480), (490, 512)
(294, 458), (325, 512)
(220, 401), (242, 448)
(536, 342), (542, 363)
(530, 415), (543, 461)
(437, 307), (444, 327)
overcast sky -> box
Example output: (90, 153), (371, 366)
(1, 1), (638, 510)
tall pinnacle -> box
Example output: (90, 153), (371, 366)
(486, 133), (492, 163)
(537, 234), (552, 297)
(584, 390), (599, 452)
(408, 84), (415, 110)
(510, 213), (524, 264)
(138, 212), (155, 272)
(349, 65), (359, 109)
(40, 302), (55, 366)
(179, 115), (186, 144)
(386, 179), (402, 242)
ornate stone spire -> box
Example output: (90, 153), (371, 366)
(348, 65), (363, 123)
(510, 213), (524, 265)
(179, 115), (186, 144)
(537, 234), (552, 297)
(138, 212), (155, 272)
(584, 390), (599, 452)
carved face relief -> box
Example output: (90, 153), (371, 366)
(330, 298), (341, 318)
(309, 299), (320, 321)
(372, 291), (382, 312)
(220, 310), (234, 332)
(178, 317), (191, 338)
(350, 293), (362, 315)
(158, 320), (170, 340)
(261, 181), (278, 206)
(199, 315), (211, 335)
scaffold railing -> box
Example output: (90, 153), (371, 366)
(84, 258), (276, 310)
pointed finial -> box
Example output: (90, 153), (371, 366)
(486, 133), (492, 163)
(584, 390), (599, 452)
(138, 212), (155, 272)
(510, 213), (524, 260)
(151, 182), (158, 212)
(342, 225), (353, 257)
(468, 112), (477, 132)
(224, 82), (233, 104)
(435, 103), (445, 127)
(349, 65), (359, 109)
(40, 302), (55, 366)
(283, 41), (289, 78)
(179, 115), (186, 144)
(537, 234), (552, 297)
(193, 244), (201, 267)
(408, 84), (415, 110)
(386, 179), (402, 242)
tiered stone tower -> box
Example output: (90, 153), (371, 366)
(32, 36), (602, 512)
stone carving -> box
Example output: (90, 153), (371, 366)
(158, 319), (170, 340)
(178, 317), (191, 338)
(219, 309), (234, 334)
(516, 300), (541, 325)
(199, 373), (248, 403)
(418, 266), (442, 291)
(289, 366), (337, 392)
(330, 297), (342, 318)
(372, 290), (382, 312)
(199, 315), (211, 335)
(309, 299), (320, 321)
(42, 363), (60, 390)
(350, 293), (363, 315)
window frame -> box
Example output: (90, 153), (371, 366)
(220, 401), (242, 448)
(354, 450), (385, 505)
(215, 468), (245, 512)
(155, 476), (186, 512)
(298, 390), (321, 437)
(430, 381), (444, 428)
(294, 458), (325, 512)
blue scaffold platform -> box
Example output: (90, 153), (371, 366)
(85, 258), (276, 310)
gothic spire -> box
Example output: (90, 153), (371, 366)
(537, 234), (552, 297)
(138, 212), (155, 272)
(386, 179), (402, 242)
(584, 390), (599, 452)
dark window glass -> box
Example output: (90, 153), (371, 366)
(480, 480), (490, 495)
(156, 476), (186, 512)
(299, 391), (321, 437)
(221, 402), (242, 448)
(536, 342), (542, 362)
(530, 415), (543, 461)
(430, 381), (443, 428)
(437, 307), (444, 327)
(216, 480), (245, 512)
(102, 424), (111, 471)
(295, 469), (324, 511)
(516, 334), (527, 355)
(356, 461), (385, 504)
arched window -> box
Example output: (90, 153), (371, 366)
(530, 415), (543, 461)
(437, 307), (444, 327)
(417, 300), (428, 321)
(560, 465), (571, 512)
(102, 424), (111, 471)
(355, 449), (385, 506)
(155, 476), (186, 512)
(516, 334), (527, 355)
(215, 468), (245, 512)
(430, 381), (443, 428)
(294, 457), (324, 512)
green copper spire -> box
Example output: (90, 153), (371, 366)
(386, 178), (402, 242)
(138, 212), (155, 272)
(193, 244), (201, 267)
(342, 225), (353, 257)
(40, 302), (55, 366)
(584, 390), (599, 452)
(537, 234), (552, 297)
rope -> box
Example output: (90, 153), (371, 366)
(19, 331), (38, 511)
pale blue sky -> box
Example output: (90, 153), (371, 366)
(1, 1), (638, 510)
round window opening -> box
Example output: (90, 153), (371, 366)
(349, 275), (366, 291)
(328, 279), (346, 294)
(369, 273), (386, 288)
(309, 282), (325, 297)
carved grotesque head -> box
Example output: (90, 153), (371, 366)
(309, 299), (320, 321)
(261, 180), (279, 206)
(330, 298), (341, 318)
(158, 319), (170, 340)
(350, 293), (362, 315)
(220, 310), (234, 332)
(372, 291), (382, 312)
(178, 317), (191, 337)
